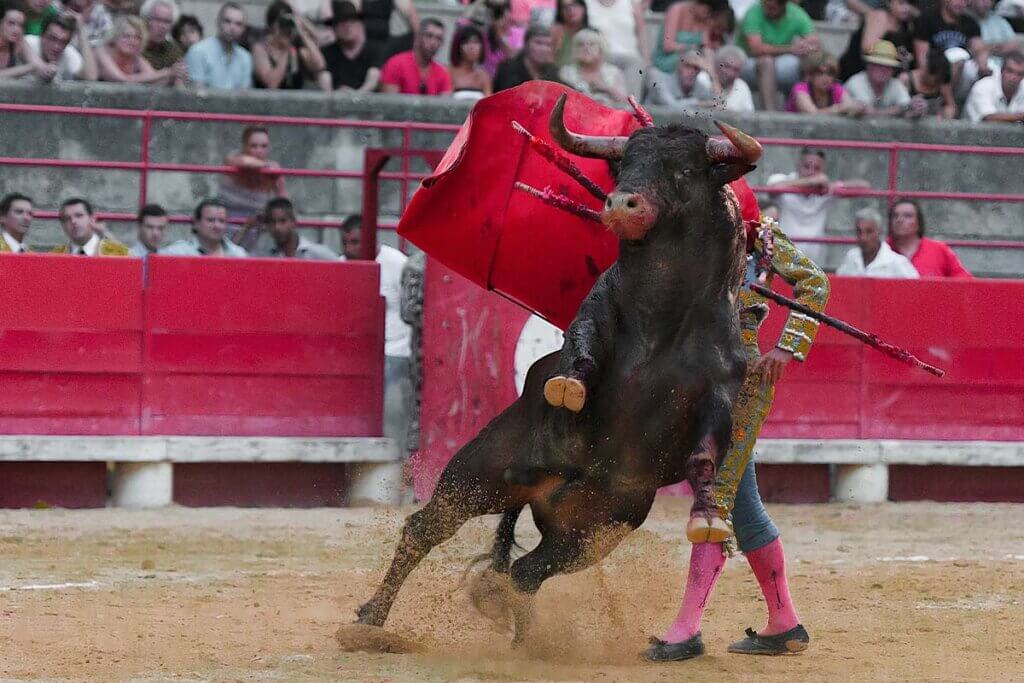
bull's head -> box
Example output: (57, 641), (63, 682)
(548, 94), (761, 241)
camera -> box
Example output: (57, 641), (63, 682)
(277, 12), (296, 30)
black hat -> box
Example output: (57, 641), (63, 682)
(330, 1), (363, 24)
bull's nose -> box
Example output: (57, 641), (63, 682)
(602, 191), (655, 241)
(605, 192), (643, 212)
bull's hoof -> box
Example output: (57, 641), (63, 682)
(334, 623), (424, 654)
(544, 376), (586, 412)
(468, 568), (514, 632)
(686, 515), (733, 544)
(354, 602), (385, 627)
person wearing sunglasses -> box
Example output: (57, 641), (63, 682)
(379, 16), (451, 95)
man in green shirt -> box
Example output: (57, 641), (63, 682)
(737, 0), (820, 110)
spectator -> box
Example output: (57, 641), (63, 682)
(23, 0), (59, 36)
(913, 0), (990, 101)
(253, 1), (328, 90)
(836, 207), (919, 277)
(162, 198), (247, 257)
(340, 214), (361, 259)
(844, 40), (928, 116)
(971, 0), (1018, 69)
(583, 0), (649, 97)
(463, 0), (524, 78)
(379, 18), (452, 95)
(838, 0), (917, 82)
(512, 0), (557, 26)
(653, 0), (720, 75)
(322, 1), (385, 92)
(559, 27), (628, 104)
(645, 47), (714, 106)
(0, 1), (37, 79)
(98, 15), (183, 84)
(551, 0), (587, 67)
(908, 45), (957, 118)
(700, 44), (755, 111)
(766, 148), (870, 264)
(341, 215), (413, 456)
(964, 49), (1024, 121)
(130, 202), (168, 258)
(704, 2), (736, 52)
(888, 199), (971, 277)
(54, 197), (130, 256)
(493, 23), (559, 92)
(737, 0), (819, 111)
(23, 12), (99, 82)
(997, 0), (1024, 32)
(185, 2), (252, 90)
(448, 23), (492, 99)
(62, 0), (112, 49)
(322, 0), (419, 57)
(0, 192), (33, 253)
(787, 50), (864, 114)
(141, 0), (183, 72)
(219, 125), (288, 230)
(399, 248), (425, 455)
(249, 197), (339, 259)
(171, 13), (201, 51)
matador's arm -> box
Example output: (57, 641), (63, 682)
(757, 218), (831, 362)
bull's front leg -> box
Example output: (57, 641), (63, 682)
(544, 275), (617, 413)
(686, 386), (735, 544)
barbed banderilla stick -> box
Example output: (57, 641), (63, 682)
(511, 121), (609, 202)
(514, 182), (604, 223)
(746, 282), (945, 378)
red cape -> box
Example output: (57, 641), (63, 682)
(398, 81), (761, 331)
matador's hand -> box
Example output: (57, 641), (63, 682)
(755, 348), (793, 388)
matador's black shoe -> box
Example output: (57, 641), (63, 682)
(727, 625), (810, 655)
(643, 633), (706, 662)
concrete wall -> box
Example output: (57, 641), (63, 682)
(0, 82), (1021, 276)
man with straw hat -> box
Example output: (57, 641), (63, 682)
(844, 40), (928, 117)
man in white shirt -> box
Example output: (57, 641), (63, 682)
(22, 13), (97, 83)
(644, 49), (715, 108)
(340, 216), (412, 449)
(836, 208), (919, 278)
(766, 148), (870, 265)
(701, 45), (755, 112)
(0, 192), (33, 253)
(964, 50), (1024, 122)
(161, 199), (247, 257)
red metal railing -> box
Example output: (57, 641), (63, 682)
(1, 103), (1022, 252)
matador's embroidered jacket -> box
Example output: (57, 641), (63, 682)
(738, 217), (830, 360)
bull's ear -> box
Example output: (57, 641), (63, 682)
(710, 163), (756, 187)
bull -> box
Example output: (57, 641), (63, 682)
(351, 94), (762, 646)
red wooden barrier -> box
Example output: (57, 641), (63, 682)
(0, 255), (384, 438)
(0, 255), (144, 435)
(412, 263), (1024, 500)
(142, 256), (384, 436)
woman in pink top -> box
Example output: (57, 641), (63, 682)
(786, 51), (862, 115)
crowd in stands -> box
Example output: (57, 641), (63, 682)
(0, 0), (1020, 120)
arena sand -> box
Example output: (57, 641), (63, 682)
(1, 499), (1022, 681)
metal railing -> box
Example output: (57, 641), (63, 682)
(1, 102), (1022, 252)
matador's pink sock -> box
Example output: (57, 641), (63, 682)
(745, 537), (800, 635)
(662, 542), (726, 643)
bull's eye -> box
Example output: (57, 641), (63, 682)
(674, 170), (693, 182)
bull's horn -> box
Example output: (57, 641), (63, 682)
(549, 93), (628, 160)
(706, 121), (762, 165)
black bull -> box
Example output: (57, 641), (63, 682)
(354, 96), (764, 645)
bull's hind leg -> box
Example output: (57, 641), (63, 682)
(355, 423), (516, 628)
(355, 492), (481, 627)
(506, 522), (633, 646)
